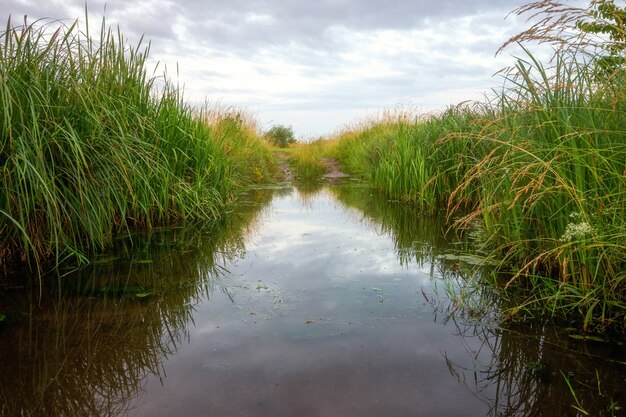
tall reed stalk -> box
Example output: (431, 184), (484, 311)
(452, 49), (626, 333)
(327, 49), (626, 334)
(0, 16), (273, 276)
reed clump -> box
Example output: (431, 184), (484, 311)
(331, 107), (493, 209)
(325, 3), (626, 334)
(0, 16), (274, 275)
(289, 139), (331, 180)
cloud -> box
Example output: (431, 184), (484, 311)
(149, 0), (531, 56)
(0, 0), (535, 136)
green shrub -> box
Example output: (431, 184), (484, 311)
(264, 124), (296, 147)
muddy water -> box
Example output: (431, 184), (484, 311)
(0, 182), (624, 417)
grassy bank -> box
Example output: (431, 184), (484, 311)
(0, 17), (275, 275)
(308, 52), (626, 334)
(288, 140), (331, 180)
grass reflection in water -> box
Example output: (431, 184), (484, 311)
(0, 189), (273, 417)
(0, 184), (623, 417)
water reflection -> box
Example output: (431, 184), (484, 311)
(0, 183), (623, 417)
(0, 189), (274, 417)
(438, 316), (626, 417)
(332, 185), (625, 416)
(328, 183), (453, 267)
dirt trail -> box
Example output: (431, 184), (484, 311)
(320, 158), (350, 179)
(272, 152), (293, 181)
(277, 161), (294, 181)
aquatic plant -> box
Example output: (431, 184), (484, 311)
(321, 2), (626, 335)
(0, 15), (274, 275)
(0, 187), (273, 416)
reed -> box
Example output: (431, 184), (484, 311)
(326, 28), (626, 334)
(0, 186), (273, 416)
(289, 140), (330, 180)
(458, 49), (626, 334)
(0, 16), (274, 275)
(331, 106), (493, 209)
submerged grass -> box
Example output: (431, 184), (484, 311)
(317, 50), (626, 334)
(0, 16), (275, 275)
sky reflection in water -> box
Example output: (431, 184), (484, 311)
(131, 185), (496, 417)
(1, 183), (624, 417)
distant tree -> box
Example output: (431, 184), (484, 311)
(264, 124), (296, 147)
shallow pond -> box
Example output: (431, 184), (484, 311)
(0, 182), (624, 416)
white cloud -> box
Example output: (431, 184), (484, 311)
(1, 0), (538, 137)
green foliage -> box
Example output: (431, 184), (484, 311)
(0, 188), (274, 416)
(264, 124), (296, 147)
(289, 141), (330, 180)
(331, 109), (490, 210)
(578, 0), (626, 49)
(578, 0), (626, 76)
(204, 111), (278, 184)
(0, 16), (274, 275)
(327, 32), (626, 335)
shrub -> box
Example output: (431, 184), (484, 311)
(264, 124), (296, 147)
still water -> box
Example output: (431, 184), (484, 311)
(0, 182), (624, 416)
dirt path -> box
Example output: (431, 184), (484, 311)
(320, 158), (350, 179)
(277, 160), (294, 181)
(273, 152), (294, 181)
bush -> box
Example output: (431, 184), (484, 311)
(264, 124), (296, 147)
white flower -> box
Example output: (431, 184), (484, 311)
(560, 221), (596, 242)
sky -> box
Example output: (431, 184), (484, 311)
(2, 0), (540, 138)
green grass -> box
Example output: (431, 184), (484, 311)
(329, 108), (493, 209)
(289, 140), (330, 180)
(0, 185), (274, 416)
(0, 16), (275, 276)
(322, 49), (626, 336)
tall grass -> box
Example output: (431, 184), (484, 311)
(331, 107), (494, 209)
(453, 50), (626, 334)
(0, 16), (274, 275)
(289, 140), (331, 180)
(326, 49), (626, 334)
(196, 106), (277, 186)
(0, 185), (274, 416)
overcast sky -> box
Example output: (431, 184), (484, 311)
(3, 0), (541, 137)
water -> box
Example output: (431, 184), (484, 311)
(0, 182), (624, 416)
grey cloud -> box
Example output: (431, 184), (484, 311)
(1, 1), (528, 56)
(87, 1), (178, 42)
(2, 0), (72, 23)
(0, 0), (535, 136)
(0, 0), (176, 45)
(179, 0), (528, 50)
(253, 66), (495, 112)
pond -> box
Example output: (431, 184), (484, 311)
(0, 181), (624, 416)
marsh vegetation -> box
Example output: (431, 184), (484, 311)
(1, 184), (623, 417)
(0, 2), (625, 415)
(0, 15), (276, 276)
(290, 1), (626, 337)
